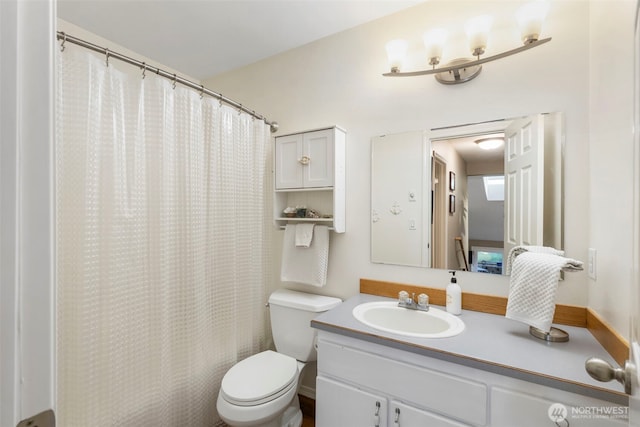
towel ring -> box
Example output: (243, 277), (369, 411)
(529, 326), (569, 342)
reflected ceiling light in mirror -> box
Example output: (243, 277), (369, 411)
(475, 137), (504, 150)
(383, 0), (551, 85)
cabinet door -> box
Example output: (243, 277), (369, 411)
(302, 129), (334, 188)
(316, 376), (387, 427)
(275, 133), (303, 189)
(390, 401), (471, 427)
(491, 387), (627, 426)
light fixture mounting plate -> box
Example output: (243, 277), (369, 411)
(435, 58), (482, 85)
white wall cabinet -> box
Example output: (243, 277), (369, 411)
(273, 127), (345, 232)
(275, 130), (334, 189)
(316, 332), (627, 427)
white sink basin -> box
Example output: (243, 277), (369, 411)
(352, 301), (465, 338)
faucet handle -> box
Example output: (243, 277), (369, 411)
(417, 293), (429, 308)
(398, 290), (409, 304)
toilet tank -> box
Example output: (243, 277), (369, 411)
(268, 289), (341, 362)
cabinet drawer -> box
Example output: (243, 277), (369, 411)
(491, 387), (627, 426)
(318, 339), (487, 425)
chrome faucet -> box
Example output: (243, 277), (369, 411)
(398, 290), (429, 312)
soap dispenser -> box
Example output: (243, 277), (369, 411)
(446, 271), (462, 315)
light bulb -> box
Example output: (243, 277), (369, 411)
(465, 14), (493, 57)
(516, 0), (550, 44)
(423, 29), (448, 66)
(385, 39), (408, 73)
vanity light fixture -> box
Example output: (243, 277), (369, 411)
(475, 137), (504, 150)
(383, 0), (551, 85)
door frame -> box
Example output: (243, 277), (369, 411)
(0, 0), (56, 425)
(431, 153), (447, 269)
(629, 0), (640, 424)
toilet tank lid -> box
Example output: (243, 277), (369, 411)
(269, 289), (341, 312)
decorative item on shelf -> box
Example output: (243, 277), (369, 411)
(305, 208), (321, 219)
(296, 208), (307, 218)
(382, 0), (551, 85)
(283, 206), (297, 218)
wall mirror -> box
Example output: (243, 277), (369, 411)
(371, 112), (563, 275)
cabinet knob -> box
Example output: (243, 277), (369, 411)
(393, 407), (400, 426)
(298, 155), (310, 165)
(585, 357), (635, 395)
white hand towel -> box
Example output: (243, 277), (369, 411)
(505, 245), (565, 275)
(505, 252), (583, 332)
(281, 224), (330, 287)
(295, 223), (315, 248)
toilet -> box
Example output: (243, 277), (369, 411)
(216, 288), (341, 427)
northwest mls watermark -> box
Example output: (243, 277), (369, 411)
(548, 403), (628, 423)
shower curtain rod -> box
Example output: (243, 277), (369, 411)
(56, 31), (279, 133)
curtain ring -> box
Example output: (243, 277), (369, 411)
(60, 32), (67, 52)
(105, 48), (110, 67)
(199, 85), (204, 99)
(172, 74), (177, 90)
(141, 62), (147, 80)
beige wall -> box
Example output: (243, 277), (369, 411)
(587, 0), (635, 338)
(205, 1), (593, 307)
(61, 0), (637, 342)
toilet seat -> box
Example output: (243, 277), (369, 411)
(221, 350), (298, 406)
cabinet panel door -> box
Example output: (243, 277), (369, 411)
(492, 387), (627, 426)
(303, 129), (334, 188)
(317, 339), (487, 425)
(316, 376), (387, 427)
(391, 401), (471, 427)
(275, 133), (303, 189)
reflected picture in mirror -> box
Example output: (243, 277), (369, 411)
(371, 113), (563, 275)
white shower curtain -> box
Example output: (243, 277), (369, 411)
(56, 44), (272, 426)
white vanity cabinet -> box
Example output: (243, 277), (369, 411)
(316, 376), (469, 427)
(316, 331), (627, 427)
(273, 127), (345, 232)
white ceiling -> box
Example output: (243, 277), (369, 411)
(57, 0), (424, 80)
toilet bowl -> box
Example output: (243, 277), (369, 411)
(217, 351), (304, 427)
(216, 289), (341, 427)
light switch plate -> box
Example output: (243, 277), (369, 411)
(588, 248), (597, 280)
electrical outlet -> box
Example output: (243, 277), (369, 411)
(588, 248), (597, 280)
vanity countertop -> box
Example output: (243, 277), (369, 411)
(311, 293), (628, 405)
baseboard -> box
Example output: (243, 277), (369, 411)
(586, 308), (630, 366)
(298, 385), (315, 400)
